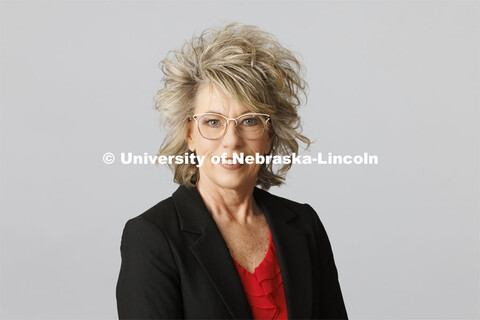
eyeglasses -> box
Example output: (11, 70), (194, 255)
(188, 112), (271, 140)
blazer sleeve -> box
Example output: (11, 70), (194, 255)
(305, 203), (349, 320)
(116, 216), (183, 319)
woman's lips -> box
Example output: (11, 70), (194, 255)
(219, 157), (243, 170)
(220, 162), (242, 170)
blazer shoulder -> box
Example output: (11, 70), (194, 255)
(257, 188), (313, 219)
(128, 196), (180, 234)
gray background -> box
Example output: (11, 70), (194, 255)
(1, 1), (479, 319)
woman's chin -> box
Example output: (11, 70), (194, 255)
(214, 179), (245, 190)
(198, 165), (257, 191)
(210, 174), (254, 191)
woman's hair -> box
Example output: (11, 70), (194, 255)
(154, 22), (311, 190)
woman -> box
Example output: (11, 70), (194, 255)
(116, 22), (348, 320)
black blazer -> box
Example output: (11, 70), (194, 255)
(116, 185), (348, 319)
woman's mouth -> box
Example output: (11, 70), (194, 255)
(219, 157), (243, 170)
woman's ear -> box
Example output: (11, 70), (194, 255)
(266, 134), (274, 155)
(267, 123), (276, 154)
(186, 122), (195, 152)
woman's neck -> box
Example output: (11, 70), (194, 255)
(196, 179), (260, 225)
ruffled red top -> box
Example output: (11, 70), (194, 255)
(232, 230), (288, 320)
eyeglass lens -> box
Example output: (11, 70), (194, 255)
(197, 114), (268, 140)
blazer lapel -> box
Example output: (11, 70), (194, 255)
(253, 187), (313, 319)
(172, 185), (253, 319)
(172, 185), (313, 320)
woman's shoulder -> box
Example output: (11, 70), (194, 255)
(256, 187), (313, 210)
(255, 187), (318, 224)
(122, 195), (180, 238)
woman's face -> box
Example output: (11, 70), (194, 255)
(186, 83), (273, 191)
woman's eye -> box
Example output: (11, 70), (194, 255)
(242, 117), (259, 126)
(206, 119), (220, 127)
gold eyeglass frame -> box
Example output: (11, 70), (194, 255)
(188, 112), (271, 140)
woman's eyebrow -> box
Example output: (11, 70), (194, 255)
(203, 110), (253, 116)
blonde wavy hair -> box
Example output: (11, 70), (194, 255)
(154, 22), (311, 190)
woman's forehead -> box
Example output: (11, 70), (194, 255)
(195, 83), (250, 115)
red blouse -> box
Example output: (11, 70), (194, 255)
(232, 230), (288, 320)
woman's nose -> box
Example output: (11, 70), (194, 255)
(222, 120), (243, 147)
